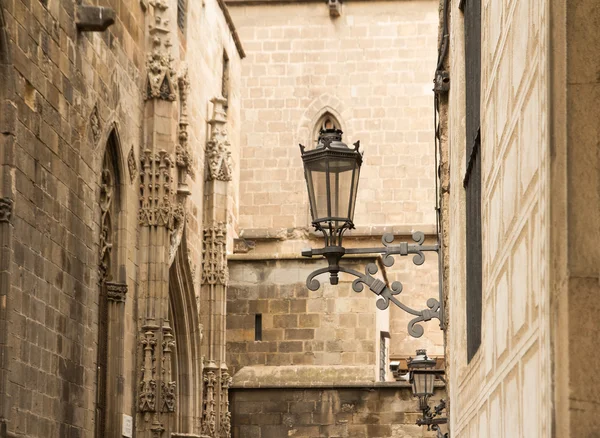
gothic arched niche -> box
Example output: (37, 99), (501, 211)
(96, 129), (126, 438)
(311, 112), (342, 149)
(168, 228), (202, 434)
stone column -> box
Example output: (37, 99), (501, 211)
(137, 0), (185, 436)
(200, 97), (232, 438)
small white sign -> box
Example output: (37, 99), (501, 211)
(122, 414), (133, 438)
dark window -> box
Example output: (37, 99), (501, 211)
(177, 0), (186, 32)
(463, 0), (482, 363)
(255, 314), (262, 341)
(222, 51), (230, 105)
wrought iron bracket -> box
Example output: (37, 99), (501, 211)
(302, 231), (444, 338)
(417, 398), (448, 433)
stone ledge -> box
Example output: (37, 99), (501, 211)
(232, 365), (403, 388)
(239, 225), (437, 241)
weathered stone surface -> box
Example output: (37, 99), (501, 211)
(231, 386), (443, 438)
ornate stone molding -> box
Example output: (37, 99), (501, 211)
(168, 203), (186, 266)
(201, 222), (228, 286)
(161, 328), (176, 413)
(0, 198), (13, 223)
(201, 361), (218, 438)
(205, 97), (232, 182)
(176, 67), (195, 193)
(139, 149), (185, 228)
(90, 104), (101, 146)
(128, 146), (138, 183)
(145, 0), (176, 101)
(139, 330), (158, 412)
(219, 371), (232, 438)
(99, 164), (114, 281)
(106, 282), (128, 303)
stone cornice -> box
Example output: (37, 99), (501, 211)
(216, 0), (246, 59)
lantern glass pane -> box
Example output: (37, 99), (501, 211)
(349, 165), (360, 221)
(327, 157), (355, 222)
(306, 166), (328, 221)
(412, 372), (436, 397)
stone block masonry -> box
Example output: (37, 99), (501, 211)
(230, 386), (442, 438)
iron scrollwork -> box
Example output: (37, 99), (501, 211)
(303, 231), (442, 338)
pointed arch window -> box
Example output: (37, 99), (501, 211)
(95, 131), (127, 438)
(96, 133), (122, 437)
(311, 113), (341, 149)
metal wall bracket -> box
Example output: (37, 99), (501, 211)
(303, 232), (444, 338)
(76, 5), (116, 32)
(433, 70), (450, 94)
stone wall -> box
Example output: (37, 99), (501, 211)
(227, 0), (444, 366)
(0, 0), (144, 433)
(444, 0), (551, 435)
(230, 385), (441, 438)
(228, 0), (439, 231)
(0, 0), (243, 435)
(227, 257), (386, 376)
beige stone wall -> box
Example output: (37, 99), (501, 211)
(227, 0), (443, 369)
(445, 0), (551, 436)
(227, 256), (387, 376)
(229, 0), (439, 231)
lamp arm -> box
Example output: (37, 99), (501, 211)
(303, 232), (439, 266)
(305, 261), (442, 338)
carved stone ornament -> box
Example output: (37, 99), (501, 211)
(168, 203), (186, 266)
(176, 67), (195, 192)
(128, 146), (138, 183)
(201, 362), (218, 437)
(106, 282), (127, 303)
(219, 372), (232, 438)
(139, 330), (158, 412)
(0, 198), (13, 223)
(90, 105), (101, 145)
(161, 328), (176, 413)
(99, 164), (114, 281)
(201, 222), (228, 286)
(139, 149), (184, 228)
(145, 0), (177, 101)
(205, 97), (232, 182)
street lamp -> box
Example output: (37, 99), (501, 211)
(299, 128), (362, 286)
(299, 129), (444, 338)
(407, 349), (448, 437)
